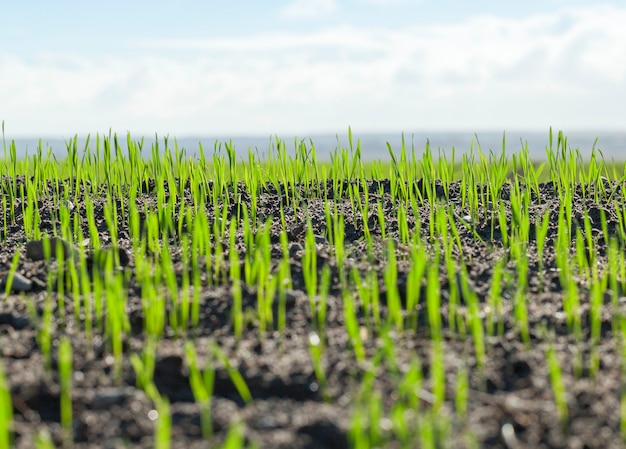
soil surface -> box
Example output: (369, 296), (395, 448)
(1, 176), (625, 448)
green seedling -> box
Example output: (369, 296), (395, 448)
(546, 344), (568, 427)
(185, 341), (215, 439)
(58, 337), (73, 447)
(0, 361), (12, 449)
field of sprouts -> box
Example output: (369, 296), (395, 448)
(1, 129), (626, 448)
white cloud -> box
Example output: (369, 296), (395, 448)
(279, 0), (337, 19)
(1, 4), (625, 136)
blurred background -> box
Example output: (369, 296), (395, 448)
(1, 0), (625, 159)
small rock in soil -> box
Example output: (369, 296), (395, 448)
(25, 237), (80, 261)
(0, 271), (33, 292)
(278, 289), (301, 307)
(88, 246), (130, 270)
(0, 312), (29, 330)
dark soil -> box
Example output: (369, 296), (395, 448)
(2, 177), (626, 448)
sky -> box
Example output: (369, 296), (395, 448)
(1, 0), (625, 140)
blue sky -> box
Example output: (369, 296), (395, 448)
(1, 0), (625, 138)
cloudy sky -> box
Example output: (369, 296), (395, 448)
(1, 0), (625, 139)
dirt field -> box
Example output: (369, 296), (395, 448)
(1, 176), (624, 448)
